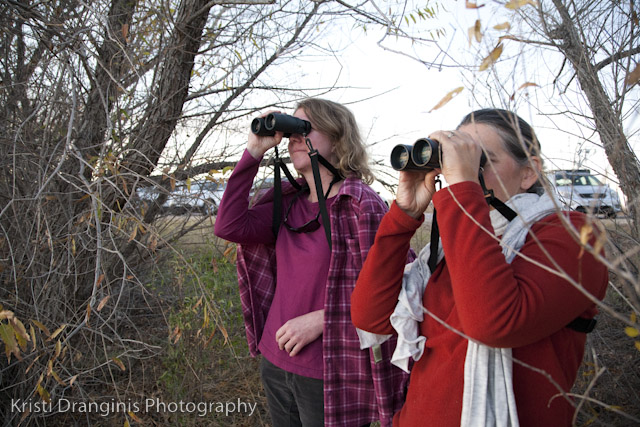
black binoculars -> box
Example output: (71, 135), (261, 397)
(390, 138), (442, 171)
(390, 138), (487, 171)
(251, 113), (312, 138)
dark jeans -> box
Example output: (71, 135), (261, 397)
(260, 357), (324, 427)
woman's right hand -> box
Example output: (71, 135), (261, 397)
(396, 168), (440, 219)
(247, 111), (284, 160)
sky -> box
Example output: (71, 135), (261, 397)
(227, 1), (636, 201)
(283, 1), (631, 187)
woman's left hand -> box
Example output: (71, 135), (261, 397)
(275, 310), (324, 357)
(430, 130), (483, 186)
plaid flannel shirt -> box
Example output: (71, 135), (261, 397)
(236, 177), (410, 427)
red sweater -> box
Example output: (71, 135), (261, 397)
(351, 182), (608, 426)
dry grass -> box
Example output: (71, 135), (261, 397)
(38, 214), (637, 426)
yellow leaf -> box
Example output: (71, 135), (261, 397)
(479, 44), (503, 71)
(111, 356), (126, 371)
(125, 420), (131, 427)
(26, 354), (41, 374)
(0, 310), (14, 320)
(97, 296), (111, 312)
(635, 341), (640, 352)
(36, 384), (51, 403)
(186, 178), (192, 192)
(128, 410), (144, 423)
(468, 20), (482, 45)
(631, 313), (637, 323)
(69, 374), (78, 386)
(0, 323), (19, 361)
(54, 340), (62, 359)
(429, 87), (464, 112)
(579, 223), (593, 246)
(511, 82), (540, 100)
(48, 324), (67, 341)
(493, 22), (511, 31)
(122, 23), (129, 42)
(505, 0), (538, 9)
(170, 327), (182, 344)
(32, 320), (51, 338)
(626, 64), (640, 87)
(128, 225), (138, 242)
(30, 325), (37, 351)
(516, 82), (539, 91)
(52, 370), (66, 386)
(465, 0), (484, 8)
(625, 326), (640, 338)
(10, 318), (30, 351)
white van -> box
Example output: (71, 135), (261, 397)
(546, 169), (622, 218)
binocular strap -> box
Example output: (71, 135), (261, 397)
(271, 144), (342, 251)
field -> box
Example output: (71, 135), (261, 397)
(61, 213), (638, 426)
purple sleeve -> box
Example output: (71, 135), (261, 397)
(213, 150), (275, 245)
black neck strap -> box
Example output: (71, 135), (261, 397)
(425, 173), (596, 334)
(427, 172), (517, 274)
(271, 140), (343, 250)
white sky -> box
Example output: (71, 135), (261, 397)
(223, 1), (637, 201)
(290, 2), (630, 184)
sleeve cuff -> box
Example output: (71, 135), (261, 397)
(388, 200), (425, 231)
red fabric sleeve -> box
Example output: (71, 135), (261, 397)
(433, 182), (608, 348)
(351, 201), (424, 334)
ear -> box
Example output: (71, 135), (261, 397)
(520, 156), (542, 191)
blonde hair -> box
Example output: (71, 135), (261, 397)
(295, 98), (374, 184)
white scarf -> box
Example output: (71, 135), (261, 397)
(356, 191), (559, 427)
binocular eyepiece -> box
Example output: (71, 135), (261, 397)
(390, 138), (487, 171)
(251, 113), (312, 138)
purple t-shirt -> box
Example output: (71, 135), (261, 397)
(214, 149), (334, 379)
(259, 194), (336, 379)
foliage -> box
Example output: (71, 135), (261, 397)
(0, 1), (428, 424)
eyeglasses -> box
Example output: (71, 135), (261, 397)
(283, 189), (322, 233)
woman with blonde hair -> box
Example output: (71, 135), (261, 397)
(215, 98), (409, 426)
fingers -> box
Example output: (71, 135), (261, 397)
(275, 326), (304, 357)
(274, 311), (323, 357)
(428, 129), (482, 185)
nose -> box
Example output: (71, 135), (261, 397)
(288, 133), (305, 145)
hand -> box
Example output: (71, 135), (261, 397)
(275, 310), (324, 357)
(396, 169), (440, 219)
(430, 130), (483, 186)
(247, 110), (284, 159)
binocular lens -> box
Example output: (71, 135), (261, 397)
(390, 145), (411, 171)
(265, 114), (277, 130)
(251, 117), (271, 135)
(412, 138), (439, 169)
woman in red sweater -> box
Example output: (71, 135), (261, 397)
(351, 109), (608, 426)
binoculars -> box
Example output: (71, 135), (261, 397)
(251, 113), (312, 138)
(390, 138), (442, 171)
(390, 138), (487, 171)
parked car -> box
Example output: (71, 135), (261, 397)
(163, 180), (226, 215)
(547, 169), (622, 218)
(134, 180), (226, 215)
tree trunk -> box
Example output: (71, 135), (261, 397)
(550, 0), (640, 238)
